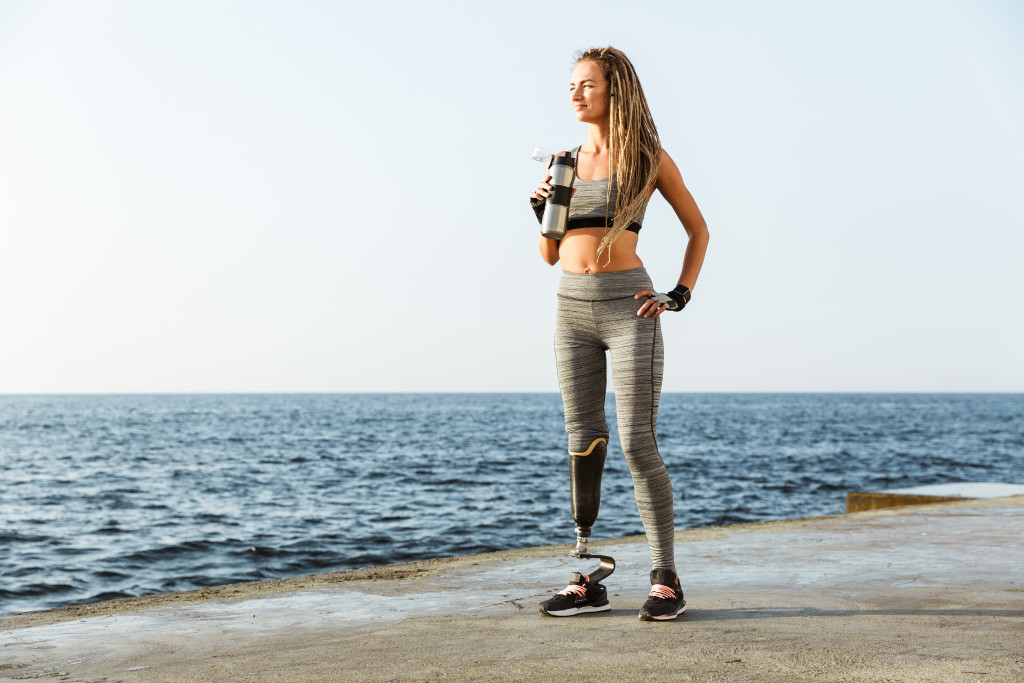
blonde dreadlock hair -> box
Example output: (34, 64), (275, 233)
(575, 47), (661, 262)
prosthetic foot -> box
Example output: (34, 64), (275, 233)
(568, 438), (615, 584)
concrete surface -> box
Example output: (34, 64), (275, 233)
(881, 483), (1024, 499)
(845, 492), (965, 513)
(846, 482), (1024, 513)
(3, 496), (1024, 682)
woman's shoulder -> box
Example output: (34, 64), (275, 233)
(657, 148), (680, 176)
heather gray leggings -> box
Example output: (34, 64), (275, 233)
(555, 267), (675, 570)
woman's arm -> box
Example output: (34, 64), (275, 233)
(538, 235), (560, 265)
(634, 149), (710, 317)
(655, 149), (709, 292)
(532, 172), (561, 266)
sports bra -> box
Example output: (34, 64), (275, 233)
(567, 146), (647, 234)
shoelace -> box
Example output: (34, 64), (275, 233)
(648, 583), (677, 600)
(557, 574), (590, 596)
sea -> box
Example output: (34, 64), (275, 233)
(1, 393), (1021, 615)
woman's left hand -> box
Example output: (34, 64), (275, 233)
(634, 290), (670, 318)
(635, 286), (690, 317)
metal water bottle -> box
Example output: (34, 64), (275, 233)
(540, 152), (576, 240)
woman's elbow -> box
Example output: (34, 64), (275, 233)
(538, 238), (561, 265)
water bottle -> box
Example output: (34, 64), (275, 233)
(539, 151), (576, 240)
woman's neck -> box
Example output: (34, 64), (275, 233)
(585, 122), (610, 155)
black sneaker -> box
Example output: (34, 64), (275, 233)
(638, 568), (686, 621)
(538, 571), (611, 617)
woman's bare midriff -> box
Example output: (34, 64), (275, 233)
(559, 228), (644, 274)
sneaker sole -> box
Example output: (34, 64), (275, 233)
(639, 604), (687, 621)
(539, 602), (612, 617)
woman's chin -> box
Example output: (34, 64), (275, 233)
(575, 111), (605, 124)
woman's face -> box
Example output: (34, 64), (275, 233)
(570, 60), (610, 123)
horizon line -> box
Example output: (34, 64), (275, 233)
(2, 391), (1022, 397)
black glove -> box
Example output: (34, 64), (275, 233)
(530, 196), (545, 224)
(648, 284), (691, 311)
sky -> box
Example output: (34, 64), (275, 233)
(1, 0), (1022, 393)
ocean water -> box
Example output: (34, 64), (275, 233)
(1, 393), (1021, 615)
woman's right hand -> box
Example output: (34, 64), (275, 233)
(530, 175), (553, 202)
(531, 174), (576, 202)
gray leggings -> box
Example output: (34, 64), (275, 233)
(555, 267), (675, 570)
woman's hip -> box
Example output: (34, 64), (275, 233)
(557, 267), (653, 302)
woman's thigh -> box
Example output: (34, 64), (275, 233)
(555, 298), (610, 448)
(598, 298), (664, 444)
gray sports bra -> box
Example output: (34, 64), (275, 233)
(567, 146), (647, 234)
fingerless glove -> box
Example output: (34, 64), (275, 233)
(649, 285), (691, 311)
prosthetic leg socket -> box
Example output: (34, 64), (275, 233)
(568, 438), (615, 584)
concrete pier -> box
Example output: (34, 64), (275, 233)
(846, 481), (1024, 513)
(3, 496), (1024, 681)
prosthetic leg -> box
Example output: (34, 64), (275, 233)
(537, 437), (618, 616)
(568, 438), (615, 584)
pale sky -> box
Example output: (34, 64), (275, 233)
(1, 0), (1021, 393)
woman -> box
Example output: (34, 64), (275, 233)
(530, 47), (709, 621)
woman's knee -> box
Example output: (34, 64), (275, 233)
(565, 425), (609, 455)
(617, 423), (657, 459)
